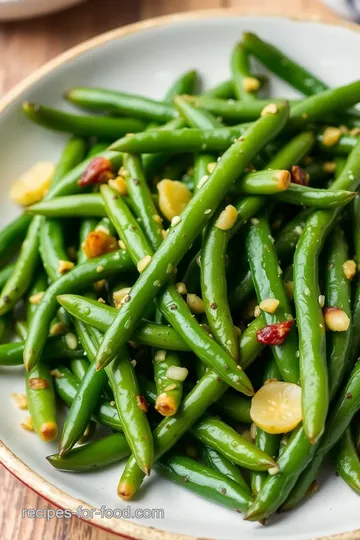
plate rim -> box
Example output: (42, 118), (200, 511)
(1, 7), (360, 540)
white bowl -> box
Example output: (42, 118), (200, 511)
(0, 0), (86, 20)
(1, 10), (360, 540)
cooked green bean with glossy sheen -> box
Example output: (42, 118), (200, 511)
(198, 444), (250, 494)
(243, 32), (327, 96)
(334, 427), (360, 495)
(23, 102), (147, 138)
(26, 362), (58, 442)
(66, 87), (176, 123)
(294, 139), (360, 444)
(28, 193), (106, 218)
(246, 213), (299, 383)
(324, 228), (352, 400)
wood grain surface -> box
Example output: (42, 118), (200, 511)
(0, 0), (338, 539)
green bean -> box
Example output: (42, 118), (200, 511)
(281, 360), (360, 512)
(59, 324), (108, 456)
(98, 103), (289, 370)
(198, 444), (250, 493)
(334, 427), (360, 495)
(40, 138), (88, 282)
(69, 358), (90, 381)
(0, 216), (42, 315)
(215, 391), (252, 424)
(24, 250), (133, 371)
(243, 32), (327, 96)
(201, 209), (238, 361)
(231, 41), (259, 101)
(247, 213), (299, 383)
(245, 425), (317, 521)
(294, 139), (360, 443)
(87, 142), (109, 158)
(164, 70), (198, 102)
(28, 194), (106, 218)
(191, 416), (278, 472)
(40, 218), (70, 281)
(47, 432), (130, 471)
(276, 184), (356, 208)
(23, 102), (146, 138)
(66, 87), (176, 123)
(273, 211), (311, 263)
(251, 357), (281, 496)
(289, 81), (360, 130)
(233, 169), (290, 195)
(193, 153), (216, 189)
(349, 194), (360, 369)
(26, 271), (48, 323)
(155, 454), (251, 513)
(353, 416), (360, 454)
(100, 185), (254, 394)
(153, 350), (183, 417)
(141, 117), (187, 177)
(325, 229), (352, 400)
(203, 80), (235, 99)
(189, 82), (360, 130)
(57, 294), (188, 350)
(184, 95), (289, 123)
(26, 362), (58, 441)
(174, 95), (223, 129)
(0, 264), (15, 289)
(87, 326), (153, 476)
(228, 269), (255, 311)
(123, 153), (163, 249)
(0, 214), (31, 266)
(268, 131), (316, 169)
(0, 335), (83, 366)
(110, 124), (251, 154)
(317, 132), (358, 156)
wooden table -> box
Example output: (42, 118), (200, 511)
(0, 0), (338, 538)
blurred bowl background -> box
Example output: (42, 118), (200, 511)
(0, 0), (86, 20)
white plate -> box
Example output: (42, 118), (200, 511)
(0, 0), (86, 20)
(0, 10), (360, 540)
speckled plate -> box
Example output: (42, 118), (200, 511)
(0, 9), (360, 540)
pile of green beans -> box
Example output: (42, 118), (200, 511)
(2, 33), (360, 524)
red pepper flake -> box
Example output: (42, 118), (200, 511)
(78, 157), (113, 187)
(137, 395), (148, 413)
(256, 320), (294, 345)
(291, 165), (309, 186)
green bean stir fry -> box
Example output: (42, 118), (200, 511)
(3, 33), (360, 522)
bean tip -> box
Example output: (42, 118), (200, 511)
(39, 422), (58, 442)
(117, 482), (135, 501)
